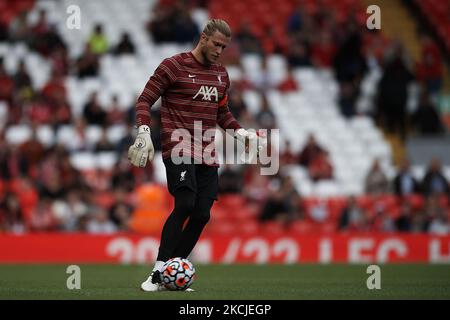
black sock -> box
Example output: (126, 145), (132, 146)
(156, 188), (195, 261)
(173, 197), (214, 258)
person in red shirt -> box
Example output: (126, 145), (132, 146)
(128, 19), (263, 292)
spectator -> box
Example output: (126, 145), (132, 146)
(8, 11), (30, 43)
(30, 197), (57, 231)
(311, 30), (336, 68)
(280, 140), (298, 166)
(308, 150), (333, 182)
(13, 59), (32, 92)
(95, 128), (115, 152)
(0, 192), (26, 233)
(277, 65), (299, 93)
(235, 22), (263, 55)
(52, 189), (89, 231)
(411, 91), (444, 135)
(111, 154), (136, 192)
(309, 199), (329, 223)
(66, 118), (94, 152)
(146, 5), (174, 43)
(113, 32), (136, 55)
(416, 34), (443, 97)
(370, 203), (396, 232)
(75, 43), (100, 78)
(108, 188), (133, 231)
(365, 158), (390, 195)
(338, 81), (358, 118)
(396, 201), (412, 232)
(82, 92), (107, 126)
(106, 95), (126, 125)
(255, 95), (276, 129)
(259, 175), (302, 224)
(428, 211), (449, 235)
(298, 133), (325, 167)
(88, 24), (109, 55)
(19, 126), (45, 174)
(376, 42), (414, 140)
(218, 164), (243, 194)
(0, 58), (14, 103)
(393, 159), (421, 196)
(86, 207), (117, 234)
(338, 196), (368, 231)
(286, 41), (311, 67)
(173, 11), (199, 44)
(421, 158), (450, 197)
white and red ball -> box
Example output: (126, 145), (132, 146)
(161, 257), (196, 291)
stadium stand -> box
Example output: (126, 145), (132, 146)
(0, 0), (449, 235)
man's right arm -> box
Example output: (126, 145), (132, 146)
(129, 59), (176, 167)
(135, 58), (176, 127)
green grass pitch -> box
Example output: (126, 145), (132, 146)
(0, 264), (449, 300)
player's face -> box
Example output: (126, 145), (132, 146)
(201, 31), (230, 64)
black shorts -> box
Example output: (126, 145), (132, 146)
(163, 159), (219, 200)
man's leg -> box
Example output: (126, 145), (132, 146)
(157, 187), (196, 261)
(141, 187), (196, 291)
(173, 196), (214, 258)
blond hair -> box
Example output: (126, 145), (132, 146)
(203, 19), (231, 38)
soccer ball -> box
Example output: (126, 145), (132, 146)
(161, 257), (196, 291)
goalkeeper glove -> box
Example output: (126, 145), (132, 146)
(236, 128), (267, 164)
(128, 125), (155, 167)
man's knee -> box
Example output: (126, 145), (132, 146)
(191, 198), (213, 225)
(174, 188), (196, 214)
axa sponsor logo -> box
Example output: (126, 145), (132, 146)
(193, 86), (218, 102)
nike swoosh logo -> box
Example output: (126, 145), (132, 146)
(188, 74), (196, 78)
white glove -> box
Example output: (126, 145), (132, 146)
(128, 125), (155, 167)
(236, 128), (266, 164)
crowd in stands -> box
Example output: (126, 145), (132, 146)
(0, 0), (449, 234)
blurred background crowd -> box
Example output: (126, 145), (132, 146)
(0, 0), (449, 235)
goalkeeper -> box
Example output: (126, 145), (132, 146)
(128, 19), (264, 292)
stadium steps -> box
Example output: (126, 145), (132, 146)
(361, 0), (421, 62)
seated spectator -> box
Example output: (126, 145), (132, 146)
(113, 32), (136, 55)
(298, 133), (325, 167)
(8, 11), (30, 43)
(286, 41), (311, 67)
(0, 192), (26, 233)
(280, 140), (298, 166)
(0, 58), (14, 103)
(259, 175), (302, 224)
(309, 199), (329, 223)
(411, 91), (444, 135)
(88, 24), (109, 55)
(425, 194), (448, 234)
(338, 196), (368, 231)
(174, 11), (199, 44)
(109, 188), (133, 231)
(277, 65), (299, 92)
(370, 203), (396, 233)
(393, 159), (421, 196)
(86, 207), (117, 234)
(30, 197), (58, 231)
(19, 126), (45, 175)
(228, 89), (248, 120)
(106, 95), (126, 125)
(75, 43), (100, 78)
(235, 22), (263, 55)
(338, 81), (358, 118)
(428, 211), (449, 235)
(83, 92), (107, 126)
(311, 30), (336, 68)
(52, 188), (89, 231)
(13, 59), (32, 92)
(66, 118), (94, 153)
(218, 164), (243, 194)
(111, 154), (136, 192)
(416, 34), (443, 97)
(365, 158), (389, 195)
(421, 158), (450, 197)
(146, 4), (176, 43)
(95, 128), (115, 152)
(308, 150), (333, 182)
(255, 95), (276, 129)
(396, 200), (413, 232)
